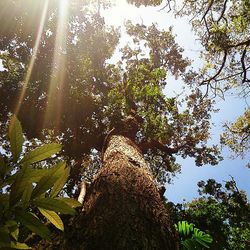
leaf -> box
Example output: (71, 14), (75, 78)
(21, 143), (62, 165)
(0, 226), (11, 247)
(10, 166), (29, 207)
(31, 162), (66, 198)
(8, 168), (50, 185)
(182, 238), (196, 250)
(8, 116), (24, 163)
(55, 197), (82, 208)
(182, 221), (186, 236)
(0, 194), (9, 211)
(50, 166), (70, 197)
(0, 155), (8, 178)
(33, 198), (75, 215)
(10, 241), (31, 249)
(5, 220), (19, 241)
(16, 210), (50, 239)
(38, 208), (64, 231)
(21, 183), (33, 208)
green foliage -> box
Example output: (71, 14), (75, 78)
(221, 108), (250, 166)
(169, 179), (250, 249)
(176, 221), (213, 249)
(0, 116), (81, 249)
(175, 0), (250, 97)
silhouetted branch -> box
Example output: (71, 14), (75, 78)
(217, 0), (228, 23)
(201, 50), (227, 85)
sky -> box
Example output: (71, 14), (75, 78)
(102, 0), (250, 203)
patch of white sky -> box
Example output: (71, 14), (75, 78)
(103, 0), (250, 202)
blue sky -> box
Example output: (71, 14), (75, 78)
(103, 0), (250, 203)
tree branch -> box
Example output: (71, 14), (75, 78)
(241, 46), (250, 83)
(201, 50), (227, 85)
(201, 0), (214, 22)
(228, 39), (250, 49)
(217, 0), (228, 23)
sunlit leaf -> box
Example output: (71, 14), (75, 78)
(21, 143), (61, 165)
(8, 115), (24, 163)
(38, 208), (64, 231)
(34, 198), (75, 215)
(10, 241), (31, 249)
(55, 197), (82, 208)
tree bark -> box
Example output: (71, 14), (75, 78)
(65, 135), (179, 249)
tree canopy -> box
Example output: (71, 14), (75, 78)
(0, 0), (249, 249)
(168, 178), (250, 249)
(0, 0), (222, 190)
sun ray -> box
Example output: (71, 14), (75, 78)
(14, 0), (49, 117)
(43, 0), (69, 131)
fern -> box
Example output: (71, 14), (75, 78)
(176, 221), (213, 249)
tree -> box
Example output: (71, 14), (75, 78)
(168, 178), (250, 249)
(221, 109), (250, 167)
(126, 0), (249, 91)
(0, 0), (222, 248)
(128, 0), (250, 166)
(173, 0), (250, 98)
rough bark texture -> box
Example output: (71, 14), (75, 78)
(65, 135), (179, 250)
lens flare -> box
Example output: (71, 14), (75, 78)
(14, 0), (49, 116)
(43, 0), (69, 130)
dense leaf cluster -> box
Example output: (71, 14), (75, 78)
(168, 178), (250, 249)
(221, 109), (250, 166)
(0, 116), (80, 249)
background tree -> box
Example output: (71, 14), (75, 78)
(221, 109), (250, 167)
(174, 0), (250, 98)
(168, 178), (250, 249)
(127, 0), (250, 166)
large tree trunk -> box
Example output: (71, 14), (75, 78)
(65, 135), (179, 249)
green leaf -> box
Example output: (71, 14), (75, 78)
(21, 143), (62, 165)
(0, 155), (8, 178)
(33, 198), (75, 215)
(31, 162), (66, 198)
(8, 168), (50, 185)
(55, 197), (82, 208)
(0, 194), (9, 211)
(5, 220), (19, 241)
(10, 166), (30, 207)
(8, 116), (24, 163)
(21, 183), (33, 208)
(10, 241), (31, 249)
(50, 166), (70, 197)
(38, 208), (64, 231)
(0, 226), (11, 247)
(16, 210), (50, 239)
